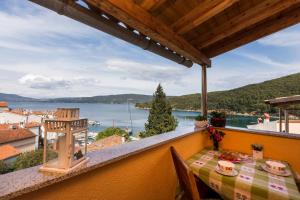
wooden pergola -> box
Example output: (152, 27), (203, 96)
(265, 95), (300, 133)
(29, 0), (300, 116)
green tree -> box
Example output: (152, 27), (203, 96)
(95, 127), (129, 141)
(140, 84), (178, 138)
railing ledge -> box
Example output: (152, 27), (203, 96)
(0, 126), (205, 200)
(219, 127), (300, 140)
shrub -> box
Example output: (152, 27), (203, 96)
(96, 127), (129, 141)
(195, 115), (207, 121)
(210, 111), (226, 118)
(0, 160), (14, 174)
(14, 149), (57, 170)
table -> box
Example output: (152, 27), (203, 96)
(186, 149), (300, 200)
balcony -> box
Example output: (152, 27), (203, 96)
(0, 127), (299, 200)
(1, 0), (300, 199)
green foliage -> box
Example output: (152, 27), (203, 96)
(14, 149), (57, 170)
(211, 111), (226, 118)
(0, 160), (14, 174)
(0, 149), (57, 174)
(136, 73), (300, 114)
(195, 115), (207, 121)
(74, 150), (83, 160)
(140, 84), (178, 138)
(251, 143), (264, 151)
(96, 127), (129, 141)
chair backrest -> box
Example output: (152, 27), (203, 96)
(170, 146), (201, 200)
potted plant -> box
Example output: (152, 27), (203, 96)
(194, 115), (208, 128)
(251, 143), (263, 160)
(210, 111), (226, 127)
(207, 125), (225, 151)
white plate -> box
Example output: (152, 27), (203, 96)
(261, 164), (291, 177)
(215, 166), (238, 177)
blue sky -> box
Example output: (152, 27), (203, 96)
(0, 0), (299, 98)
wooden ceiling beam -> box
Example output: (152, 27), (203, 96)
(85, 0), (211, 66)
(203, 5), (300, 57)
(196, 0), (300, 49)
(172, 0), (238, 35)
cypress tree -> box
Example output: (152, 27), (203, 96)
(140, 84), (178, 138)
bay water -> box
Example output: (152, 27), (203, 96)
(8, 102), (259, 134)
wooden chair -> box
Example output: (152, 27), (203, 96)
(171, 146), (201, 200)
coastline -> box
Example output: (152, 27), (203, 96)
(135, 106), (263, 117)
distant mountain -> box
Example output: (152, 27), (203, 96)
(1, 72), (299, 114)
(0, 93), (37, 102)
(136, 73), (300, 114)
(0, 93), (153, 104)
(46, 94), (153, 104)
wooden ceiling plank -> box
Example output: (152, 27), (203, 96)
(85, 0), (211, 65)
(198, 0), (300, 49)
(172, 0), (238, 35)
(140, 0), (167, 11)
(204, 5), (300, 57)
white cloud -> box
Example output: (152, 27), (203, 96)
(235, 52), (300, 69)
(258, 31), (300, 47)
(0, 0), (299, 98)
(105, 59), (186, 82)
(18, 74), (101, 90)
(0, 7), (96, 41)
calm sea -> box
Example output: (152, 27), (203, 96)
(8, 102), (259, 134)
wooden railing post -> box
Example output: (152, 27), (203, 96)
(201, 64), (208, 117)
(279, 108), (282, 132)
(284, 109), (289, 133)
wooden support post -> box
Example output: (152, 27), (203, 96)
(201, 65), (208, 117)
(279, 108), (282, 132)
(85, 130), (88, 155)
(66, 122), (72, 169)
(284, 109), (289, 133)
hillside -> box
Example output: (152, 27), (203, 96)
(45, 94), (153, 104)
(0, 93), (37, 102)
(136, 73), (300, 114)
(1, 73), (299, 113)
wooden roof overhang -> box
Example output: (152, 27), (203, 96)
(30, 0), (300, 68)
(265, 95), (300, 109)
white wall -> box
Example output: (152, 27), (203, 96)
(277, 122), (300, 134)
(0, 112), (42, 124)
(0, 137), (36, 152)
(0, 112), (26, 124)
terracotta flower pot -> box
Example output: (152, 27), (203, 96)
(252, 150), (263, 160)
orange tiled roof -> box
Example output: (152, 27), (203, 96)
(0, 144), (20, 160)
(0, 102), (8, 107)
(87, 135), (123, 152)
(0, 123), (19, 130)
(25, 122), (41, 128)
(31, 111), (47, 115)
(0, 129), (35, 144)
(9, 109), (27, 116)
(0, 124), (10, 130)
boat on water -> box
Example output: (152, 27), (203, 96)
(88, 120), (101, 126)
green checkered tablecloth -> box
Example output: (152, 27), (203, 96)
(186, 149), (300, 200)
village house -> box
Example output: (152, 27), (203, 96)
(0, 102), (9, 112)
(0, 144), (20, 164)
(0, 129), (36, 152)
